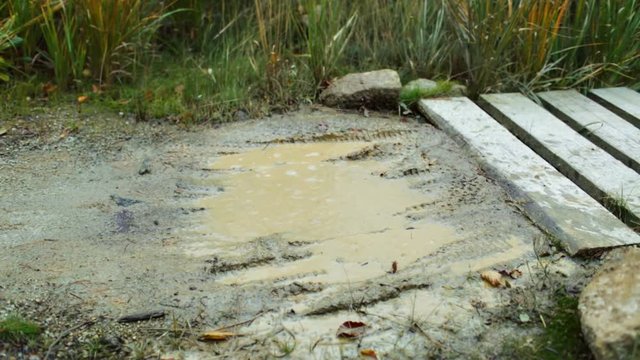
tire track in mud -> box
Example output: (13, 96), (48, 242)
(260, 128), (416, 144)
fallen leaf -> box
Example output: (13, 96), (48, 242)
(77, 95), (89, 104)
(199, 330), (238, 341)
(59, 128), (70, 139)
(480, 270), (505, 288)
(336, 321), (367, 339)
(174, 84), (185, 96)
(519, 313), (530, 323)
(42, 82), (57, 96)
(509, 269), (523, 279)
(499, 268), (523, 279)
(92, 84), (103, 94)
(391, 261), (398, 274)
(360, 348), (378, 359)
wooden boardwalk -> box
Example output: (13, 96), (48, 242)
(418, 88), (640, 256)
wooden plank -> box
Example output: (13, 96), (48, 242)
(418, 97), (640, 256)
(588, 87), (640, 128)
(479, 93), (640, 225)
(538, 90), (640, 173)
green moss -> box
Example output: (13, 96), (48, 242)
(502, 294), (593, 360)
(399, 80), (455, 105)
(0, 315), (41, 341)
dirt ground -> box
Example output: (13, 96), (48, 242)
(0, 105), (597, 359)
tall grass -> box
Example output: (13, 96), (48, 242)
(1, 0), (639, 120)
(39, 1), (85, 89)
(0, 11), (19, 82)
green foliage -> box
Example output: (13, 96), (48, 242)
(39, 1), (86, 89)
(0, 11), (21, 82)
(1, 0), (639, 119)
(444, 0), (640, 94)
(0, 315), (41, 341)
(301, 0), (358, 88)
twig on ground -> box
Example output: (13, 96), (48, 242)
(45, 319), (96, 360)
(213, 311), (265, 332)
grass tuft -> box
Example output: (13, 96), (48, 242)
(0, 314), (41, 342)
(502, 293), (592, 360)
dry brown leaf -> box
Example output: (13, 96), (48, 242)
(59, 128), (70, 139)
(42, 82), (57, 96)
(77, 95), (89, 104)
(509, 269), (523, 279)
(199, 330), (238, 341)
(481, 270), (505, 288)
(144, 90), (154, 102)
(360, 348), (378, 359)
(391, 261), (398, 274)
(174, 84), (185, 96)
(92, 84), (103, 94)
(336, 321), (367, 339)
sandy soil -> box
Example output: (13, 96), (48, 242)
(0, 106), (596, 359)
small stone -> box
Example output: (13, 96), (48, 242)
(138, 158), (151, 175)
(450, 84), (467, 96)
(111, 195), (142, 207)
(99, 334), (122, 350)
(233, 110), (249, 121)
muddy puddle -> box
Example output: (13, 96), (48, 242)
(187, 142), (457, 284)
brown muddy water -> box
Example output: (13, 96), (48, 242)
(189, 142), (456, 284)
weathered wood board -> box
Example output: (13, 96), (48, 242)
(538, 90), (640, 173)
(418, 97), (640, 256)
(588, 87), (640, 128)
(479, 93), (640, 224)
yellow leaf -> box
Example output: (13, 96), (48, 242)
(481, 270), (505, 288)
(77, 95), (89, 104)
(199, 330), (238, 341)
(360, 348), (378, 359)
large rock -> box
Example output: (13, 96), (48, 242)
(579, 247), (640, 360)
(319, 69), (401, 110)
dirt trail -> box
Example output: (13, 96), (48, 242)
(0, 107), (595, 358)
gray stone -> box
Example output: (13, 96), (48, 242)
(579, 247), (640, 360)
(319, 69), (401, 110)
(450, 84), (467, 96)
